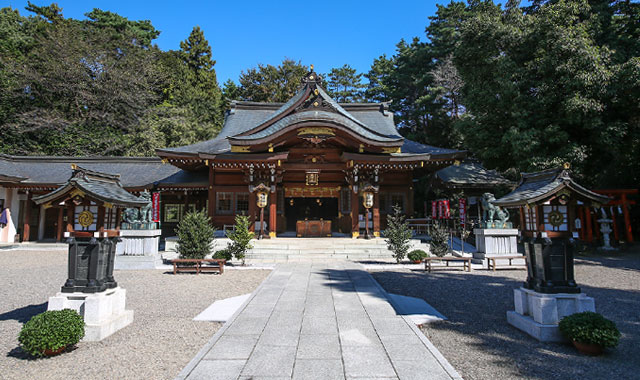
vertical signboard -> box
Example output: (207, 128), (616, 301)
(152, 192), (160, 223)
(459, 198), (467, 226)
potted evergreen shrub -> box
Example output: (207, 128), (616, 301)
(385, 205), (413, 263)
(18, 309), (85, 357)
(559, 312), (620, 355)
(407, 249), (428, 264)
(174, 210), (215, 265)
(226, 215), (254, 265)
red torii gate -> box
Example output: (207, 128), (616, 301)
(580, 189), (637, 243)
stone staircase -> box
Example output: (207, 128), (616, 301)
(241, 237), (430, 261)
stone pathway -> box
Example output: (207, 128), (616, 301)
(176, 262), (461, 380)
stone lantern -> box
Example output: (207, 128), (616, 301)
(33, 165), (147, 341)
(492, 165), (610, 341)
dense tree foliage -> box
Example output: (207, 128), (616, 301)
(1, 1), (638, 189)
(0, 4), (222, 156)
(363, 0), (639, 188)
(323, 64), (366, 102)
(236, 59), (308, 102)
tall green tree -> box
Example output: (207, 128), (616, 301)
(238, 59), (308, 102)
(456, 0), (639, 187)
(324, 64), (366, 102)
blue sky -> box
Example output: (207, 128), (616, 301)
(6, 0), (441, 83)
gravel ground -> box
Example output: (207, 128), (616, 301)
(0, 250), (270, 380)
(371, 251), (640, 380)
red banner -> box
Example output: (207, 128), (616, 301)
(431, 201), (437, 219)
(459, 198), (467, 226)
(152, 192), (160, 222)
(444, 200), (451, 219)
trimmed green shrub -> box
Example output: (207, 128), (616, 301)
(226, 215), (254, 265)
(18, 309), (85, 357)
(408, 249), (428, 262)
(429, 220), (450, 257)
(175, 210), (215, 260)
(213, 248), (232, 261)
(385, 205), (413, 263)
(559, 312), (620, 347)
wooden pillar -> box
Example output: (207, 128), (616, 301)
(578, 206), (586, 240)
(66, 204), (75, 232)
(408, 187), (414, 217)
(22, 192), (32, 242)
(372, 192), (380, 237)
(269, 190), (277, 238)
(612, 208), (619, 241)
(351, 190), (359, 238)
(97, 206), (105, 232)
(621, 194), (633, 242)
(248, 192), (257, 232)
(519, 207), (526, 232)
(115, 208), (121, 231)
(56, 207), (64, 242)
(593, 211), (601, 239)
(585, 207), (593, 242)
(208, 165), (215, 222)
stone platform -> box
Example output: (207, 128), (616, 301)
(507, 287), (595, 342)
(473, 228), (519, 264)
(115, 229), (162, 270)
(48, 287), (134, 341)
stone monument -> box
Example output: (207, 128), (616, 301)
(491, 165), (610, 342)
(33, 166), (144, 341)
(472, 192), (520, 264)
(597, 208), (615, 251)
(115, 190), (162, 269)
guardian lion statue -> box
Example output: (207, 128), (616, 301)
(481, 193), (510, 224)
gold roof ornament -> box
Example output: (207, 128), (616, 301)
(310, 64), (314, 70)
(563, 162), (571, 169)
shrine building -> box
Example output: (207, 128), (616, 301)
(156, 68), (465, 238)
(0, 68), (465, 242)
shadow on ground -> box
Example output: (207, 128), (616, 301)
(0, 302), (47, 324)
(371, 254), (640, 380)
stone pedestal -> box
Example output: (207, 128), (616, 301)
(48, 286), (134, 341)
(115, 229), (162, 269)
(506, 287), (595, 342)
(473, 228), (519, 263)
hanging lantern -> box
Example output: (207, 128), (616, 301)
(256, 190), (268, 208)
(362, 191), (374, 209)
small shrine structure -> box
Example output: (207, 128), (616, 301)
(493, 165), (610, 342)
(33, 166), (145, 341)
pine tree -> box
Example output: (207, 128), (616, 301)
(429, 220), (450, 257)
(324, 64), (366, 102)
(175, 210), (215, 260)
(385, 205), (413, 263)
(226, 215), (254, 265)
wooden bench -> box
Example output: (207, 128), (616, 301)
(424, 256), (472, 273)
(487, 255), (526, 271)
(172, 259), (226, 275)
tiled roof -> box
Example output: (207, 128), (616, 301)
(492, 168), (609, 207)
(435, 160), (513, 187)
(33, 166), (148, 208)
(232, 110), (402, 143)
(0, 155), (204, 188)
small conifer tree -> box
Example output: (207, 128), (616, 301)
(385, 205), (413, 263)
(226, 215), (254, 265)
(175, 210), (215, 260)
(430, 220), (450, 257)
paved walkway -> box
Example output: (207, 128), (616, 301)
(176, 262), (461, 380)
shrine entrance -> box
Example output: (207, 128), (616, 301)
(285, 197), (338, 236)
